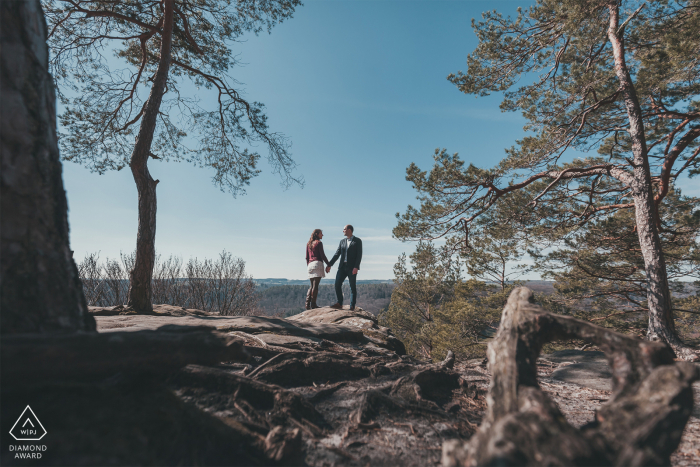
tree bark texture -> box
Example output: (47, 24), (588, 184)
(127, 0), (174, 312)
(441, 288), (698, 467)
(606, 4), (693, 359)
(0, 0), (95, 334)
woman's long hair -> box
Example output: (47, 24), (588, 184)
(307, 229), (322, 248)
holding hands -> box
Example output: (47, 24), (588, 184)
(324, 266), (358, 274)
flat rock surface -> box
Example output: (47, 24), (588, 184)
(541, 349), (608, 364)
(543, 350), (613, 391)
(288, 306), (406, 354)
(255, 334), (322, 346)
(94, 306), (405, 354)
(288, 306), (378, 327)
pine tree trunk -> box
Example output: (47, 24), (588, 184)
(126, 0), (174, 313)
(0, 0), (95, 334)
(632, 192), (679, 342)
(607, 5), (697, 361)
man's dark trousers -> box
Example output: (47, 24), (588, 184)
(335, 263), (357, 308)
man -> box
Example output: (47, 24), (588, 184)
(326, 225), (362, 310)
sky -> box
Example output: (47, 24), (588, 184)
(59, 0), (698, 281)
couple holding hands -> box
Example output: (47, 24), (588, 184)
(305, 225), (362, 311)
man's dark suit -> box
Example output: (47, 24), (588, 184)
(328, 236), (362, 308)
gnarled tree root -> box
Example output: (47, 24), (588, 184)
(442, 287), (698, 467)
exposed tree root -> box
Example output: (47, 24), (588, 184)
(442, 287), (699, 467)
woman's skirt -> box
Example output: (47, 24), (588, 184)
(307, 260), (326, 278)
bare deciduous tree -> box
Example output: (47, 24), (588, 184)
(77, 250), (259, 315)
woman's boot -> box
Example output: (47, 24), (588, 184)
(306, 277), (314, 310)
(311, 279), (321, 308)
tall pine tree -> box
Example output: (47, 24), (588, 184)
(395, 0), (700, 360)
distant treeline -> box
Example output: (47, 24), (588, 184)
(258, 283), (395, 317)
(77, 251), (259, 316)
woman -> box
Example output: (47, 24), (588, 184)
(305, 229), (330, 310)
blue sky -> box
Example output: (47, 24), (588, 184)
(61, 0), (697, 280)
(63, 0), (528, 280)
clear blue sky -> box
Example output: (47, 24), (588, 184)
(61, 0), (697, 280)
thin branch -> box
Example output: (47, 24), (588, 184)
(616, 2), (646, 36)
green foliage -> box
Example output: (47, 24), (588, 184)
(379, 242), (516, 361)
(379, 242), (459, 360)
(449, 0), (700, 172)
(430, 280), (517, 361)
(675, 293), (700, 345)
(459, 194), (533, 290)
(44, 0), (303, 194)
(395, 0), (700, 245)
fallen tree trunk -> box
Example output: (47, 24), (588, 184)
(442, 287), (698, 467)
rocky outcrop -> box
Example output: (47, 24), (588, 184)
(287, 305), (406, 354)
(4, 294), (697, 466)
(92, 304), (406, 355)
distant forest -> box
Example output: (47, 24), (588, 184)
(257, 283), (395, 317)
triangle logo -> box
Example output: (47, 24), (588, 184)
(9, 406), (47, 441)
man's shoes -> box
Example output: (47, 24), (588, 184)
(330, 303), (342, 309)
(349, 306), (355, 311)
(311, 303), (320, 309)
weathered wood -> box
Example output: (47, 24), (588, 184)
(0, 0), (95, 334)
(1, 325), (247, 384)
(442, 287), (698, 467)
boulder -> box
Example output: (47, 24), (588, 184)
(287, 306), (406, 354)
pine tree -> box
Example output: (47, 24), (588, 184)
(45, 0), (303, 311)
(395, 1), (700, 360)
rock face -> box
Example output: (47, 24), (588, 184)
(0, 0), (94, 334)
